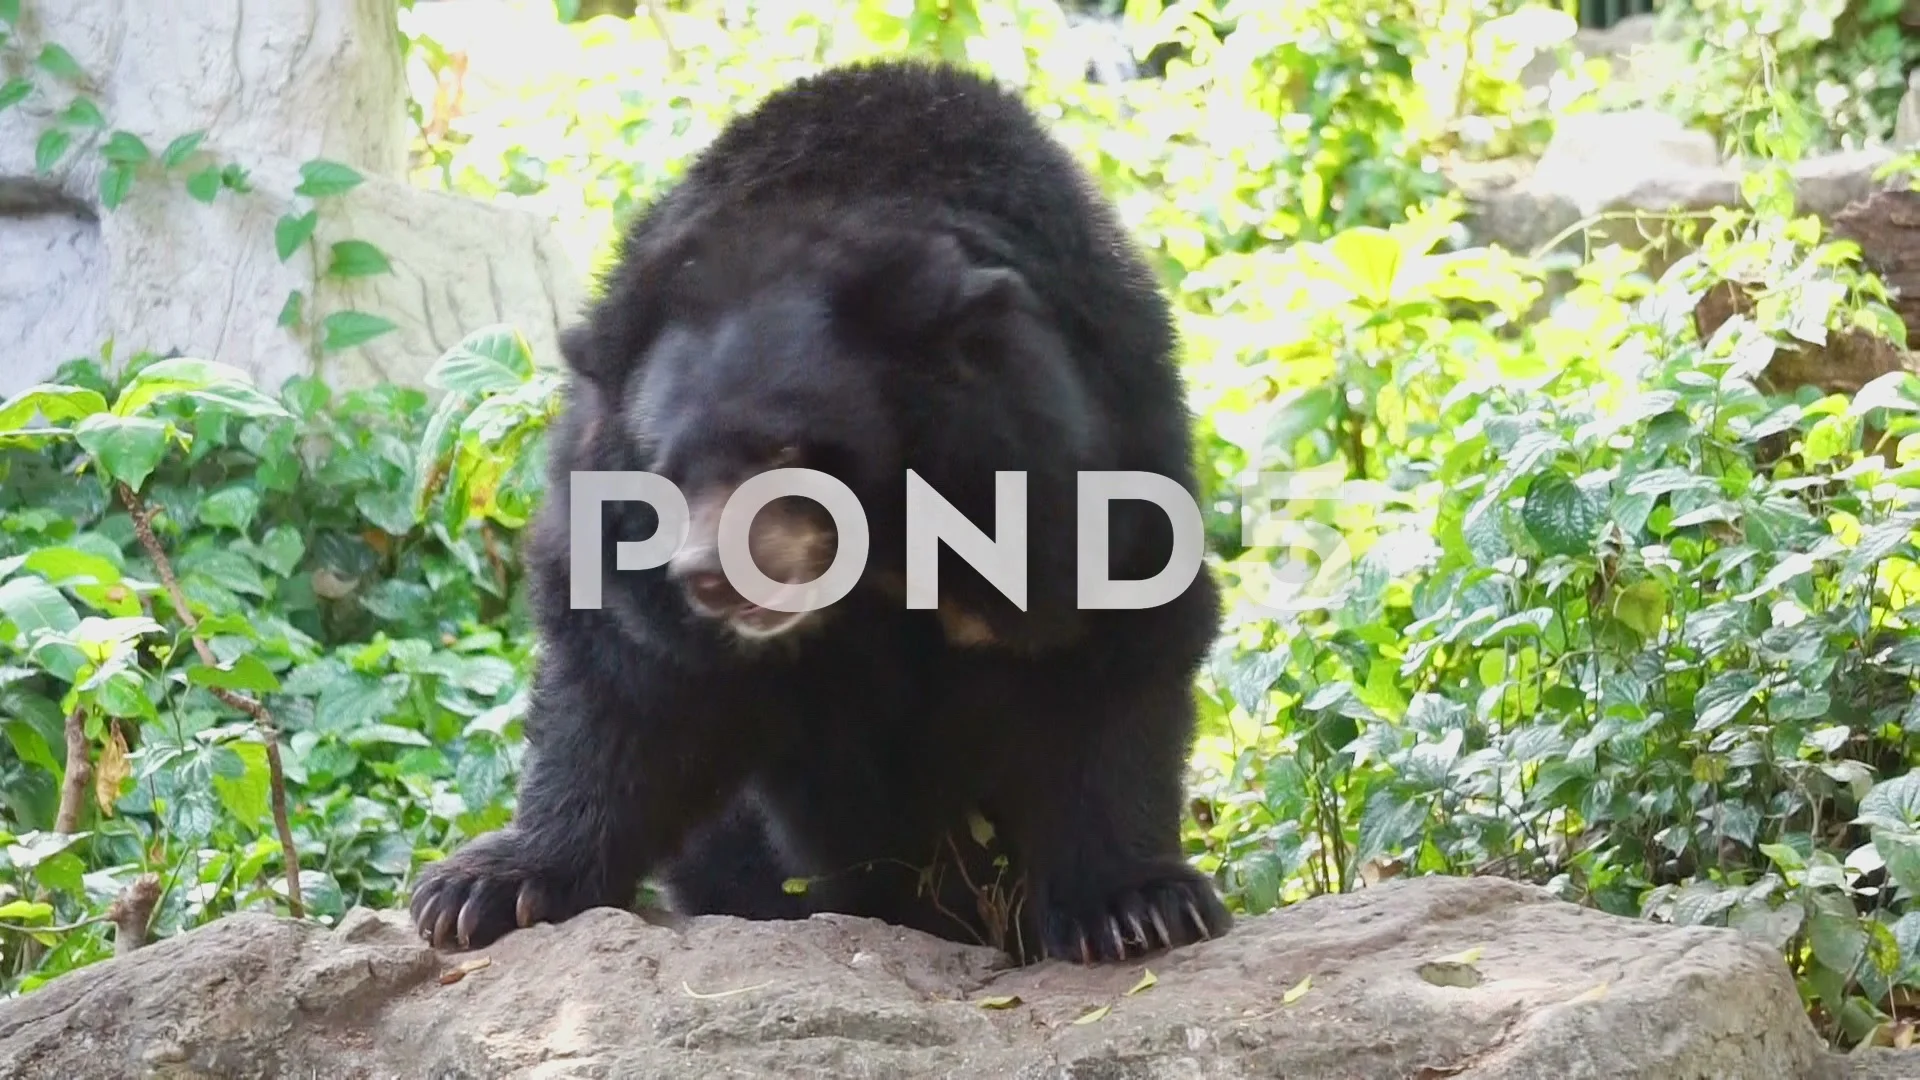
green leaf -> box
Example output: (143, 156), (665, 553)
(0, 900), (52, 922)
(22, 548), (120, 589)
(199, 485), (262, 532)
(314, 675), (409, 734)
(1760, 842), (1807, 872)
(345, 723), (433, 748)
(1307, 227), (1400, 307)
(73, 414), (170, 491)
(1692, 671), (1763, 733)
(180, 549), (270, 599)
(1859, 773), (1920, 831)
(0, 576), (80, 638)
(160, 130), (206, 169)
(98, 162), (134, 211)
(3, 719), (60, 776)
(1804, 415), (1853, 465)
(326, 239), (393, 279)
(294, 159), (365, 198)
(322, 311), (398, 352)
(274, 211), (318, 262)
(0, 77), (32, 111)
(220, 162), (252, 193)
(186, 655), (281, 694)
(0, 384), (108, 431)
(35, 44), (83, 82)
(1611, 580), (1667, 637)
(99, 130), (149, 164)
(34, 128), (71, 175)
(0, 0), (19, 26)
(253, 524), (306, 577)
(185, 166), (221, 203)
(1809, 910), (1868, 976)
(427, 326), (534, 394)
(277, 290), (304, 328)
(211, 741), (270, 829)
(1522, 469), (1603, 557)
(354, 490), (416, 536)
(58, 97), (104, 129)
(114, 356), (284, 419)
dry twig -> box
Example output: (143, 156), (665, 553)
(116, 483), (304, 918)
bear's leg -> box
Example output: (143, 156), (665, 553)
(410, 646), (772, 950)
(1008, 666), (1231, 965)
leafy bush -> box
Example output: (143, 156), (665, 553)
(0, 351), (529, 990)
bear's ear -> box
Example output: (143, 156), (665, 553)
(831, 232), (1033, 343)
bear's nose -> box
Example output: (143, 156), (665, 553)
(681, 570), (744, 616)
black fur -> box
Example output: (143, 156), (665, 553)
(409, 58), (1229, 964)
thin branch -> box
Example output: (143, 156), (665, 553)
(646, 0), (682, 71)
(117, 484), (303, 919)
(54, 705), (90, 835)
(106, 873), (161, 955)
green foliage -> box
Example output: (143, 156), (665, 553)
(1626, 0), (1920, 152)
(0, 350), (528, 993)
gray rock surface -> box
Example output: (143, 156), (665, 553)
(0, 0), (580, 400)
(0, 876), (1845, 1079)
(1455, 110), (1898, 268)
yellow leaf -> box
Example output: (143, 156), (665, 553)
(976, 995), (1022, 1009)
(1432, 945), (1483, 966)
(1282, 974), (1312, 1004)
(94, 719), (130, 815)
(1417, 961), (1483, 988)
(1569, 981), (1609, 1004)
(967, 810), (996, 848)
(1072, 1004), (1110, 1025)
(1126, 968), (1158, 996)
(781, 877), (809, 895)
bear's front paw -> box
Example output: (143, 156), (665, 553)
(1039, 864), (1231, 964)
(409, 830), (587, 951)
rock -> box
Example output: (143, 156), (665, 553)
(1896, 71), (1920, 147)
(1456, 111), (1899, 275)
(0, 876), (1843, 1079)
(1833, 188), (1920, 351)
(0, 1), (581, 401)
(1518, 13), (1659, 95)
(1851, 1046), (1920, 1079)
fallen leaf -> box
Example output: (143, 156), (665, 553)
(1126, 968), (1158, 996)
(437, 955), (491, 985)
(1568, 981), (1609, 1004)
(682, 979), (773, 999)
(1417, 961), (1483, 989)
(1432, 945), (1484, 966)
(1072, 1004), (1111, 1025)
(976, 995), (1022, 1009)
(1282, 974), (1312, 1004)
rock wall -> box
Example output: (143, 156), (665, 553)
(0, 1), (581, 400)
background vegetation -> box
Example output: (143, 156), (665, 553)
(5, 0), (1920, 1051)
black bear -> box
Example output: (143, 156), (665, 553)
(409, 58), (1230, 965)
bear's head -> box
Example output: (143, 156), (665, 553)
(559, 205), (1046, 645)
